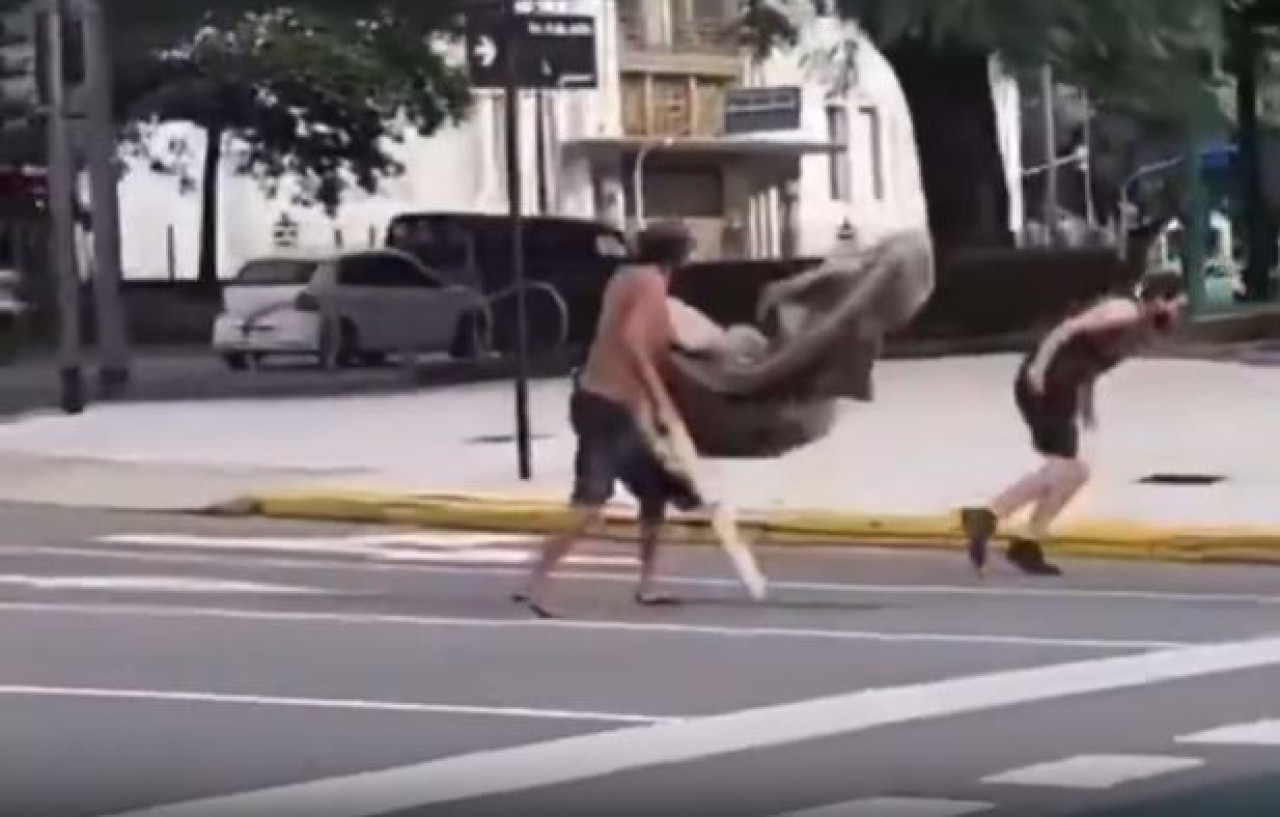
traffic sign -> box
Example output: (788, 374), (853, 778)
(465, 10), (597, 90)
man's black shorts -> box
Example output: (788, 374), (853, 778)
(1014, 369), (1079, 459)
(569, 389), (701, 524)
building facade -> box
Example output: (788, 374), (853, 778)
(115, 0), (1023, 279)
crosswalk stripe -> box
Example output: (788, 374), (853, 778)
(0, 574), (332, 594)
(97, 532), (540, 551)
(980, 754), (1203, 789)
(774, 797), (992, 816)
(94, 532), (630, 568)
(378, 548), (635, 567)
(1178, 719), (1280, 746)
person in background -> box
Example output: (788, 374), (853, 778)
(961, 273), (1187, 576)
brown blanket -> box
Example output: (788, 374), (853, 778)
(666, 228), (935, 458)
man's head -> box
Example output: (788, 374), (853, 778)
(634, 221), (695, 274)
(1136, 272), (1187, 332)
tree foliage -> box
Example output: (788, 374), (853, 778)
(108, 2), (471, 283)
(121, 6), (469, 212)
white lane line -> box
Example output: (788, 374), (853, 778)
(377, 548), (635, 567)
(980, 754), (1204, 789)
(101, 634), (1280, 817)
(1179, 719), (1280, 746)
(775, 797), (992, 817)
(94, 536), (633, 568)
(0, 601), (1189, 651)
(18, 544), (1280, 607)
(0, 684), (670, 725)
(0, 575), (334, 595)
(96, 532), (542, 550)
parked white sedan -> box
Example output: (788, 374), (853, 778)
(212, 249), (490, 370)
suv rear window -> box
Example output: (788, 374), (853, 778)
(233, 259), (318, 286)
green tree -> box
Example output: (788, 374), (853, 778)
(746, 0), (1230, 254)
(118, 5), (470, 286)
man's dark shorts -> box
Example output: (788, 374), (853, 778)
(1014, 368), (1079, 459)
(569, 388), (701, 525)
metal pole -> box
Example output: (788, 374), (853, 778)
(1181, 131), (1208, 315)
(78, 0), (129, 391)
(44, 0), (83, 413)
(505, 0), (532, 480)
(633, 143), (651, 228)
(1081, 91), (1096, 227)
(534, 88), (548, 214)
(1040, 65), (1057, 246)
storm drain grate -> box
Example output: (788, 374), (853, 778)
(1137, 473), (1226, 486)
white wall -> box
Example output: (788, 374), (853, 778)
(748, 5), (1023, 256)
(117, 0), (615, 281)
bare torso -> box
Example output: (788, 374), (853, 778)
(578, 265), (673, 412)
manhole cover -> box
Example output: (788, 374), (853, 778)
(1138, 473), (1226, 486)
(467, 433), (552, 445)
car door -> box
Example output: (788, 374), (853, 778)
(333, 253), (397, 350)
(371, 252), (474, 352)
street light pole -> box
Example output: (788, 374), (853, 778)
(503, 0), (532, 480)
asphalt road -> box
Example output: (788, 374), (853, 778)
(3, 502), (1280, 817)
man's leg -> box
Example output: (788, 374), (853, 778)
(634, 499), (676, 606)
(514, 504), (603, 618)
(963, 405), (1075, 574)
(1005, 457), (1088, 576)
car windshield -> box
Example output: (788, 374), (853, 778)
(233, 259), (318, 286)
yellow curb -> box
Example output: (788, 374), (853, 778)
(218, 490), (1280, 566)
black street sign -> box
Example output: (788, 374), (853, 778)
(466, 10), (597, 90)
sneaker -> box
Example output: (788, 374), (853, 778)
(961, 507), (997, 573)
(1006, 538), (1063, 576)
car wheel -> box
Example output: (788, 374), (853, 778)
(449, 311), (488, 360)
(223, 352), (249, 371)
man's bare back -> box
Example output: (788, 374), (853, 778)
(579, 263), (674, 415)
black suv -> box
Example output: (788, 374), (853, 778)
(385, 212), (630, 352)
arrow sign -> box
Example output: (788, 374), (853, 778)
(472, 34), (498, 69)
(465, 10), (597, 90)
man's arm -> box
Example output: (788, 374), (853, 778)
(622, 273), (679, 426)
(1026, 298), (1141, 391)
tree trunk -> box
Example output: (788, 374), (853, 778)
(882, 40), (1012, 258)
(197, 124), (223, 288)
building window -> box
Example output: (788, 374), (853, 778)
(826, 104), (851, 202)
(857, 104), (886, 201)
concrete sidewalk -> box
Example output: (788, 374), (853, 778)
(0, 354), (1277, 560)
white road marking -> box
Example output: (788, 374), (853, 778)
(377, 548), (635, 567)
(1179, 718), (1280, 746)
(22, 543), (1280, 607)
(95, 534), (632, 567)
(980, 754), (1203, 789)
(0, 575), (332, 595)
(776, 797), (992, 817)
(100, 634), (1280, 817)
(97, 532), (541, 551)
(0, 601), (1189, 650)
(0, 684), (670, 724)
